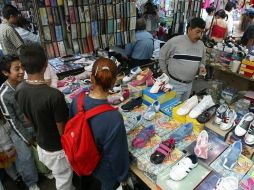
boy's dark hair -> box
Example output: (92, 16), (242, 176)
(0, 55), (19, 73)
(225, 2), (234, 12)
(187, 17), (206, 30)
(206, 6), (215, 15)
(136, 18), (146, 31)
(19, 44), (47, 74)
(17, 16), (30, 28)
(2, 4), (19, 19)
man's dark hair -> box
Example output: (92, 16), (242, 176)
(206, 6), (215, 15)
(225, 2), (234, 12)
(0, 55), (19, 73)
(2, 4), (19, 19)
(17, 16), (30, 28)
(136, 18), (146, 31)
(187, 17), (206, 30)
(215, 9), (228, 19)
(19, 44), (47, 74)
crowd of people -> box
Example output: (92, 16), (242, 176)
(0, 1), (254, 190)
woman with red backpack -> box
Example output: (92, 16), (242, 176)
(69, 58), (129, 190)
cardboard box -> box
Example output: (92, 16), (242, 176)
(160, 98), (181, 117)
(184, 132), (228, 166)
(172, 103), (186, 123)
(186, 115), (205, 133)
(210, 147), (253, 181)
(242, 59), (254, 67)
(143, 87), (176, 105)
(194, 171), (222, 190)
(156, 161), (211, 190)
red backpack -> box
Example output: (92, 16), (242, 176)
(61, 92), (117, 176)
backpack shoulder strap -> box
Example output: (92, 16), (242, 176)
(77, 92), (86, 113)
(85, 104), (117, 119)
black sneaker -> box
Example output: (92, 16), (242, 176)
(197, 104), (220, 123)
(121, 97), (143, 112)
(244, 121), (254, 145)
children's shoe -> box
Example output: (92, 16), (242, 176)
(214, 104), (228, 124)
(121, 97), (143, 112)
(146, 77), (155, 87)
(143, 101), (160, 121)
(177, 96), (198, 116)
(109, 84), (122, 94)
(132, 125), (155, 148)
(122, 66), (142, 83)
(169, 154), (198, 181)
(125, 114), (142, 133)
(84, 63), (94, 72)
(57, 76), (76, 87)
(62, 83), (80, 94)
(197, 104), (220, 123)
(150, 73), (169, 93)
(131, 68), (153, 87)
(150, 137), (175, 164)
(29, 184), (40, 190)
(194, 130), (209, 159)
(244, 121), (254, 145)
(108, 94), (124, 105)
(214, 176), (238, 190)
(171, 122), (193, 142)
(234, 112), (254, 137)
(189, 95), (215, 119)
(220, 109), (237, 131)
(222, 140), (242, 170)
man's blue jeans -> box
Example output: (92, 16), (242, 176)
(169, 77), (193, 101)
(10, 131), (38, 187)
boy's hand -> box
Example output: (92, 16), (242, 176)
(5, 147), (16, 158)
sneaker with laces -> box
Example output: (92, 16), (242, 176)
(244, 121), (254, 145)
(122, 66), (142, 83)
(214, 104), (228, 124)
(189, 95), (215, 119)
(234, 112), (254, 137)
(150, 73), (170, 93)
(29, 184), (40, 190)
(176, 95), (198, 116)
(143, 101), (160, 121)
(169, 154), (198, 181)
(220, 109), (237, 131)
(214, 176), (238, 190)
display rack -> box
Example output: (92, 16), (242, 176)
(33, 0), (136, 58)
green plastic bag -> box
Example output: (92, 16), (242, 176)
(31, 145), (50, 174)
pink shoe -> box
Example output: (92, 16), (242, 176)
(194, 130), (209, 159)
(57, 76), (76, 87)
(131, 68), (153, 87)
(146, 77), (155, 87)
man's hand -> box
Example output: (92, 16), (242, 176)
(199, 66), (207, 77)
(5, 147), (16, 158)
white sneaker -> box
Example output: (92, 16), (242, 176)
(189, 95), (215, 119)
(122, 66), (142, 83)
(220, 109), (237, 130)
(29, 184), (40, 190)
(234, 112), (254, 137)
(150, 73), (169, 93)
(214, 176), (238, 190)
(244, 121), (254, 145)
(214, 104), (228, 124)
(169, 154), (198, 181)
(176, 95), (198, 116)
(84, 63), (94, 72)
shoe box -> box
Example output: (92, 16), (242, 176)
(239, 59), (254, 78)
(172, 103), (186, 123)
(225, 132), (254, 160)
(210, 146), (253, 181)
(186, 115), (205, 133)
(194, 171), (222, 190)
(143, 87), (176, 106)
(244, 91), (254, 106)
(184, 132), (228, 166)
(239, 165), (254, 189)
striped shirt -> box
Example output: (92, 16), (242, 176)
(0, 22), (23, 55)
(159, 35), (205, 81)
(0, 82), (31, 144)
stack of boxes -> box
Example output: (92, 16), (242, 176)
(239, 59), (254, 78)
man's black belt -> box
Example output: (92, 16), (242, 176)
(168, 73), (192, 84)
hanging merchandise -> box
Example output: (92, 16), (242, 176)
(35, 0), (136, 58)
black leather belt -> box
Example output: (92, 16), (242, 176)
(168, 73), (192, 84)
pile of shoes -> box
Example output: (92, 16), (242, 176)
(107, 85), (130, 105)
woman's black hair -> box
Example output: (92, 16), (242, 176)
(215, 9), (228, 19)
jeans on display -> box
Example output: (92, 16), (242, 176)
(37, 145), (74, 190)
(169, 77), (193, 101)
(10, 131), (38, 187)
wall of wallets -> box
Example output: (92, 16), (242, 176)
(36, 0), (137, 58)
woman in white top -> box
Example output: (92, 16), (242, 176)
(16, 17), (58, 88)
(232, 12), (254, 39)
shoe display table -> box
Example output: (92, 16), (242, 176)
(205, 117), (232, 141)
(226, 132), (254, 161)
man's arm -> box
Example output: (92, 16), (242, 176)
(7, 27), (23, 51)
(124, 43), (133, 57)
(159, 40), (174, 75)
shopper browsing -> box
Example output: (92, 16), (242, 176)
(0, 4), (23, 55)
(210, 9), (228, 42)
(0, 55), (39, 190)
(16, 44), (74, 190)
(70, 58), (129, 190)
(159, 17), (206, 101)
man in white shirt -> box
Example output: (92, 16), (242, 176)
(225, 2), (234, 36)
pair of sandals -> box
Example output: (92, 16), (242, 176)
(150, 137), (175, 164)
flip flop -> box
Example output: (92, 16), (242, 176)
(150, 137), (175, 164)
